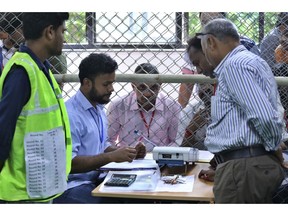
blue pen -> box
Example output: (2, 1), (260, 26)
(134, 130), (156, 151)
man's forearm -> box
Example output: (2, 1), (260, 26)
(70, 153), (113, 174)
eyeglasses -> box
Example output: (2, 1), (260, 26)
(196, 32), (216, 38)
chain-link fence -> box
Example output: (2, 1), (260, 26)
(1, 12), (288, 203)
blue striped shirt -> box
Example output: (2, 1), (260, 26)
(205, 45), (283, 153)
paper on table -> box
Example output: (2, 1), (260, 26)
(144, 153), (153, 160)
(99, 171), (195, 193)
(99, 170), (160, 192)
(99, 158), (158, 171)
(155, 175), (195, 192)
(197, 150), (214, 163)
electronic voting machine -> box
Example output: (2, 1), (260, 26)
(152, 146), (199, 167)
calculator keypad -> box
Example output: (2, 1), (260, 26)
(104, 174), (137, 187)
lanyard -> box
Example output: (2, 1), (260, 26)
(139, 110), (155, 138)
(88, 109), (104, 143)
(213, 84), (217, 95)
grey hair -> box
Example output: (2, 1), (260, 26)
(203, 18), (240, 42)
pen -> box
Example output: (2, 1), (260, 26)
(134, 130), (156, 147)
(171, 175), (179, 185)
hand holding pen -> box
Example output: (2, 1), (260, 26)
(109, 146), (137, 163)
(134, 130), (156, 152)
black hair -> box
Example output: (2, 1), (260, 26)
(21, 13), (69, 40)
(78, 53), (118, 84)
(186, 36), (202, 53)
(0, 12), (22, 34)
(134, 63), (159, 74)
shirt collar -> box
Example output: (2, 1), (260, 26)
(19, 44), (51, 74)
(75, 90), (104, 111)
(214, 45), (246, 77)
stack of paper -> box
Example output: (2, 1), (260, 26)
(99, 158), (159, 171)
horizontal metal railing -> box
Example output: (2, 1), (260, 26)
(54, 74), (288, 86)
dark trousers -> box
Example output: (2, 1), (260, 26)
(52, 183), (156, 204)
(52, 183), (120, 204)
(213, 154), (284, 203)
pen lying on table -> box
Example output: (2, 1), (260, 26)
(161, 175), (186, 184)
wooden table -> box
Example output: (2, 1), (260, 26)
(91, 163), (214, 203)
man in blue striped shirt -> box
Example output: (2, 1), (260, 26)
(198, 18), (285, 203)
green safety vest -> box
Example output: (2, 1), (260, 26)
(0, 52), (72, 202)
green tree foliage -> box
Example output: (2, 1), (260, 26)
(66, 12), (87, 44)
(64, 12), (279, 45)
(263, 12), (278, 34)
(187, 12), (279, 44)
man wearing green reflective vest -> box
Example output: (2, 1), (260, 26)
(0, 13), (72, 203)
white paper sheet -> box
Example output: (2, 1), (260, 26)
(283, 150), (288, 162)
(198, 150), (214, 163)
(99, 158), (158, 171)
(99, 171), (195, 193)
(99, 170), (160, 192)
